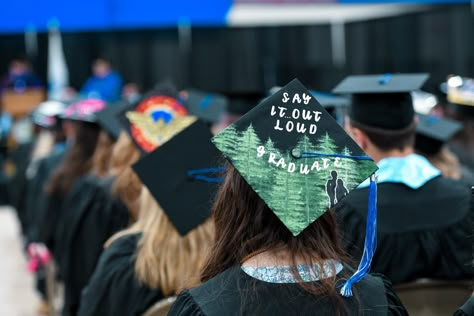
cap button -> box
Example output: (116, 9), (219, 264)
(291, 148), (302, 159)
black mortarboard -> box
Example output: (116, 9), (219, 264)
(212, 78), (379, 296)
(226, 91), (265, 115)
(415, 114), (463, 155)
(120, 82), (195, 154)
(132, 120), (222, 235)
(60, 99), (107, 123)
(213, 79), (378, 235)
(332, 73), (429, 130)
(181, 89), (228, 124)
(96, 101), (131, 140)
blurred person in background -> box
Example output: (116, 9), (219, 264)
(334, 74), (473, 285)
(415, 113), (474, 186)
(0, 57), (42, 92)
(443, 75), (474, 174)
(80, 58), (123, 103)
(79, 119), (218, 316)
(56, 104), (131, 316)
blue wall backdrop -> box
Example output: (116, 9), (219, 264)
(0, 0), (468, 33)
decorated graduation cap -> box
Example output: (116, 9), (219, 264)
(121, 83), (196, 154)
(415, 114), (463, 155)
(333, 73), (429, 130)
(132, 120), (223, 235)
(96, 101), (131, 140)
(212, 78), (378, 297)
(60, 99), (106, 123)
(446, 75), (474, 107)
(181, 89), (228, 124)
(31, 100), (66, 129)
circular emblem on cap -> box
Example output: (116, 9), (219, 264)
(128, 95), (188, 152)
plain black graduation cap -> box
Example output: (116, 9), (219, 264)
(415, 114), (463, 155)
(132, 120), (222, 236)
(182, 89), (228, 124)
(332, 73), (429, 130)
(96, 101), (132, 140)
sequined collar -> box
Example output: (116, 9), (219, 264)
(241, 260), (343, 284)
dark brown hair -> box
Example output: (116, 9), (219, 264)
(91, 131), (116, 178)
(350, 119), (416, 151)
(201, 162), (354, 313)
(46, 121), (100, 195)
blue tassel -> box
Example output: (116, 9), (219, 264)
(187, 167), (226, 183)
(340, 174), (378, 297)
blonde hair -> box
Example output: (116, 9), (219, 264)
(113, 166), (142, 221)
(109, 132), (142, 220)
(108, 132), (140, 177)
(91, 131), (115, 178)
(424, 146), (462, 180)
(107, 187), (214, 296)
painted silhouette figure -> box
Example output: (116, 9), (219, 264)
(335, 178), (348, 204)
(326, 171), (338, 208)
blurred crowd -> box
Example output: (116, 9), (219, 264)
(0, 55), (473, 316)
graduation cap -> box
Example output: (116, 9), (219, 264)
(415, 114), (463, 155)
(446, 75), (474, 107)
(60, 99), (106, 123)
(411, 90), (438, 115)
(212, 78), (379, 297)
(121, 83), (196, 154)
(96, 101), (131, 140)
(226, 91), (266, 115)
(333, 73), (429, 130)
(132, 120), (223, 235)
(31, 100), (66, 129)
(181, 89), (228, 124)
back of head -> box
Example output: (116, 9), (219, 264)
(46, 121), (100, 195)
(201, 162), (349, 297)
(134, 188), (215, 295)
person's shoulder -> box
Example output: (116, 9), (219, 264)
(168, 290), (205, 316)
(105, 233), (141, 257)
(360, 273), (409, 316)
(187, 267), (243, 310)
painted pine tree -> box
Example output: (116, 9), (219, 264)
(261, 138), (278, 192)
(316, 132), (338, 154)
(270, 151), (308, 235)
(296, 135), (318, 224)
(233, 124), (263, 183)
(212, 124), (240, 159)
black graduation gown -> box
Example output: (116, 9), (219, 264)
(78, 233), (164, 316)
(59, 175), (129, 316)
(25, 151), (66, 244)
(7, 142), (34, 227)
(168, 265), (407, 316)
(338, 176), (474, 285)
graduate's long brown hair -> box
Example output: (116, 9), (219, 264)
(46, 121), (100, 194)
(201, 162), (355, 312)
